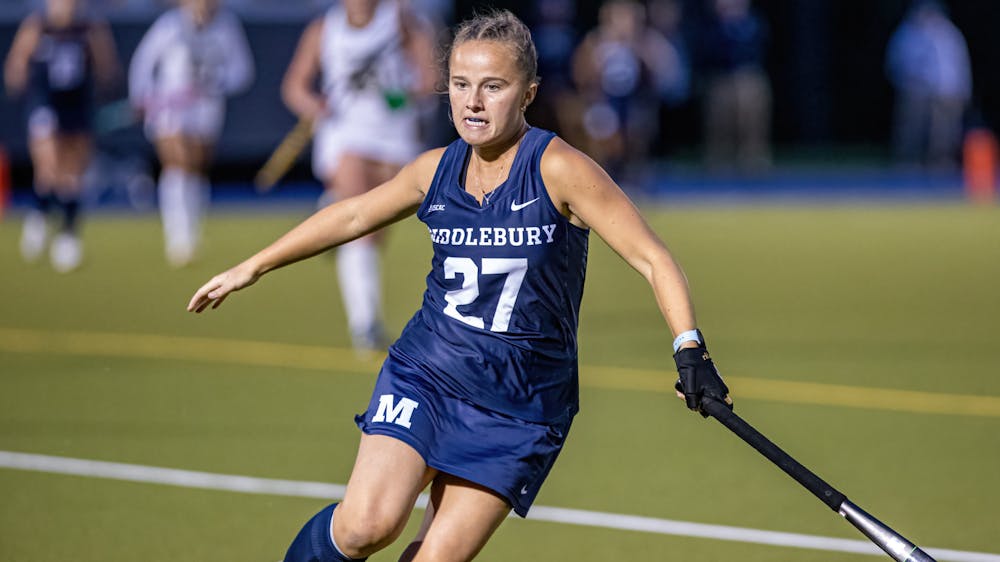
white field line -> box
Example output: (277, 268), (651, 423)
(1, 451), (997, 562)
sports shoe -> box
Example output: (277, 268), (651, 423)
(351, 323), (389, 359)
(166, 242), (195, 268)
(20, 211), (49, 263)
(50, 233), (83, 273)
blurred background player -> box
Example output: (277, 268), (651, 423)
(569, 0), (678, 186)
(128, 0), (254, 268)
(4, 0), (118, 272)
(281, 0), (436, 353)
(525, 0), (577, 138)
(885, 0), (972, 170)
(697, 0), (771, 172)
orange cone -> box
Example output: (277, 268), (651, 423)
(963, 128), (998, 204)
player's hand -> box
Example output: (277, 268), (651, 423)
(187, 262), (261, 313)
(674, 347), (733, 418)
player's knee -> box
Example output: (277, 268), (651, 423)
(333, 506), (404, 557)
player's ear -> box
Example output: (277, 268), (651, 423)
(521, 82), (538, 111)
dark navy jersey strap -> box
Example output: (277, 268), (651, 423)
(417, 139), (467, 219)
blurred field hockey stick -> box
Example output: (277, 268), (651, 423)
(254, 117), (313, 193)
(93, 98), (137, 135)
(700, 398), (936, 562)
(94, 91), (201, 135)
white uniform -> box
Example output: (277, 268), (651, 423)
(129, 7), (253, 267)
(129, 7), (254, 141)
(313, 0), (422, 179)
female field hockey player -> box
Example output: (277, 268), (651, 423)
(281, 0), (437, 353)
(4, 0), (118, 272)
(189, 10), (731, 562)
(129, 0), (253, 267)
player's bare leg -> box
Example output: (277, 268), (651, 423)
(48, 133), (90, 271)
(324, 434), (437, 559)
(155, 135), (213, 267)
(396, 497), (436, 562)
(401, 474), (511, 562)
(21, 134), (60, 262)
(24, 132), (90, 270)
(327, 153), (400, 352)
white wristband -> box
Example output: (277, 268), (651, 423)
(673, 329), (702, 353)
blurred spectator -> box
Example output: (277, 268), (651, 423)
(128, 0), (254, 268)
(281, 0), (437, 354)
(697, 0), (771, 172)
(570, 0), (681, 184)
(647, 0), (691, 105)
(410, 0), (453, 29)
(4, 0), (119, 272)
(885, 0), (972, 170)
(647, 0), (692, 157)
(526, 0), (578, 137)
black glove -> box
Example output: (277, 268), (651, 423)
(674, 346), (732, 418)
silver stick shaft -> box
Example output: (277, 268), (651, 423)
(839, 500), (937, 562)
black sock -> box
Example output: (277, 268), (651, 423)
(59, 197), (80, 234)
(33, 190), (56, 215)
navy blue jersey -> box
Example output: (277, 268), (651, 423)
(26, 18), (95, 131)
(390, 127), (590, 423)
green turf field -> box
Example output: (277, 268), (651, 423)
(2, 202), (999, 561)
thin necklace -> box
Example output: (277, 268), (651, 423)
(474, 127), (526, 206)
(475, 157), (506, 206)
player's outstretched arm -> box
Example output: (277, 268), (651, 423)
(187, 260), (260, 312)
(187, 148), (442, 313)
(3, 14), (40, 96)
(281, 18), (326, 121)
(88, 20), (121, 94)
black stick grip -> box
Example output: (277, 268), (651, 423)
(701, 398), (847, 512)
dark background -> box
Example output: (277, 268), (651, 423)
(1, 0), (997, 187)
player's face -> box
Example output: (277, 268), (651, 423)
(343, 0), (377, 26)
(184, 0), (219, 26)
(449, 40), (536, 149)
(46, 0), (78, 27)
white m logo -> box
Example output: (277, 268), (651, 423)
(371, 394), (419, 429)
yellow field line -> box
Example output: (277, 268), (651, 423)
(0, 327), (382, 374)
(581, 366), (1000, 418)
(3, 327), (999, 418)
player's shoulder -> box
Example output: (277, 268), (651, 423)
(540, 136), (598, 180)
(15, 11), (44, 38)
(147, 8), (183, 33)
(409, 146), (448, 186)
(291, 13), (326, 47)
(21, 11), (42, 28)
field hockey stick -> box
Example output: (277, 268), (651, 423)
(94, 91), (202, 135)
(700, 398), (936, 562)
(94, 98), (138, 135)
(254, 117), (313, 193)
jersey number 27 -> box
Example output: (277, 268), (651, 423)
(442, 257), (527, 332)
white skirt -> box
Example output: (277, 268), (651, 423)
(312, 110), (421, 181)
(144, 96), (225, 142)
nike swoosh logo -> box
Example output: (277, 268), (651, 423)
(510, 198), (540, 211)
(520, 485), (529, 495)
